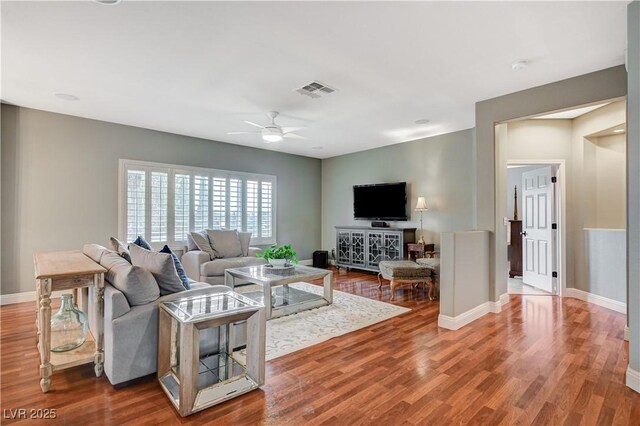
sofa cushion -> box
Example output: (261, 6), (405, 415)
(159, 245), (191, 290)
(109, 237), (132, 263)
(238, 232), (252, 257)
(201, 256), (266, 277)
(207, 229), (243, 258)
(83, 243), (112, 264)
(190, 230), (216, 260)
(379, 260), (432, 280)
(100, 251), (160, 306)
(130, 244), (187, 296)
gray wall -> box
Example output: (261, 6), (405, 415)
(1, 105), (322, 295)
(321, 129), (475, 252)
(475, 65), (628, 303)
(627, 0), (640, 383)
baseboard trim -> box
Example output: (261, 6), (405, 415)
(500, 292), (510, 306)
(564, 288), (626, 314)
(624, 325), (630, 342)
(627, 367), (640, 394)
(299, 259), (313, 266)
(0, 290), (66, 306)
(438, 302), (492, 330)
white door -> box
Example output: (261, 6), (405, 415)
(522, 166), (554, 292)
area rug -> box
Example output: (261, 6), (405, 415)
(236, 282), (410, 360)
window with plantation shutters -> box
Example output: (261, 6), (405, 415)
(120, 160), (276, 248)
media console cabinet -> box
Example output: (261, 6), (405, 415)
(335, 226), (416, 272)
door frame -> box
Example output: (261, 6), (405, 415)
(506, 159), (566, 297)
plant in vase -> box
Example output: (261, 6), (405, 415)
(256, 244), (299, 267)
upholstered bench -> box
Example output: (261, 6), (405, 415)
(378, 260), (434, 301)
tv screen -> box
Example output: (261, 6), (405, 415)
(353, 182), (407, 220)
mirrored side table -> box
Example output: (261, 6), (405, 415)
(158, 289), (265, 417)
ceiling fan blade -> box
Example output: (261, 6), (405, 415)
(284, 133), (308, 140)
(281, 127), (305, 134)
(244, 120), (265, 129)
(227, 131), (260, 135)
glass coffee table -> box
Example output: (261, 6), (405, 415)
(224, 264), (333, 319)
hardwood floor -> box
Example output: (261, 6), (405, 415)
(1, 268), (638, 425)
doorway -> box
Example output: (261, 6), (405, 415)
(495, 99), (627, 305)
(506, 161), (563, 296)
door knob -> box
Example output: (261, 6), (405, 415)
(521, 231), (528, 237)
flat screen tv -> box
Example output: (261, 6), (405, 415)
(353, 182), (407, 221)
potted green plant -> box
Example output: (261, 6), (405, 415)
(256, 244), (298, 267)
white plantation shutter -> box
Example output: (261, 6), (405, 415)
(194, 175), (209, 231)
(120, 160), (276, 247)
(228, 178), (243, 231)
(212, 177), (226, 229)
(150, 172), (168, 242)
(261, 181), (273, 239)
(246, 180), (259, 236)
(174, 174), (190, 241)
(126, 170), (146, 242)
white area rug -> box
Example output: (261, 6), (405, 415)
(236, 282), (410, 361)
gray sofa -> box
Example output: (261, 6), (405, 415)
(88, 282), (236, 386)
(83, 243), (249, 387)
(182, 247), (266, 285)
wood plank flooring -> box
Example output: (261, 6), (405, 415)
(1, 268), (638, 425)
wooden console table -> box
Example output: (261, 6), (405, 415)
(33, 250), (106, 392)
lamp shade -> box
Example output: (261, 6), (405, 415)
(415, 196), (428, 211)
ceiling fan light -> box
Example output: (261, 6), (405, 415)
(262, 134), (283, 143)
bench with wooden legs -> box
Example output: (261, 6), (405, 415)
(377, 260), (435, 301)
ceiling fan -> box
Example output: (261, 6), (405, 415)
(227, 111), (306, 143)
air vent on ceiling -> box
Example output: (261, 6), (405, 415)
(295, 81), (336, 99)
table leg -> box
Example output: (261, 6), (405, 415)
(264, 283), (272, 320)
(35, 280), (41, 345)
(38, 278), (52, 393)
(93, 273), (105, 377)
(178, 322), (199, 417)
(72, 288), (79, 307)
(324, 271), (333, 304)
(225, 271), (235, 289)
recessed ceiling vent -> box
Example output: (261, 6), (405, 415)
(295, 81), (336, 99)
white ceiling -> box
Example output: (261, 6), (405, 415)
(1, 1), (628, 159)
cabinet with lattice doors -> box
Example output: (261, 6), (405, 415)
(335, 226), (415, 272)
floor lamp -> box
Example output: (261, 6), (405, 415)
(415, 197), (429, 244)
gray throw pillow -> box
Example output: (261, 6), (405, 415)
(238, 232), (252, 257)
(108, 237), (132, 263)
(189, 230), (216, 260)
(207, 229), (243, 258)
(100, 251), (160, 306)
(129, 244), (186, 296)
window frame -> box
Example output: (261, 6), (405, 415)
(118, 159), (277, 249)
